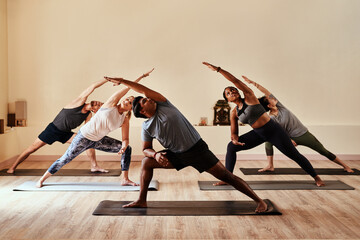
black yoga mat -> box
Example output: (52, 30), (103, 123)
(92, 199), (281, 216)
(198, 180), (355, 190)
(240, 168), (360, 175)
(0, 169), (121, 176)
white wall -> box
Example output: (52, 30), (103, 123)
(4, 0), (360, 158)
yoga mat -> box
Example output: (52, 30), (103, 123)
(198, 180), (355, 190)
(92, 199), (281, 216)
(240, 168), (360, 175)
(0, 169), (121, 176)
(13, 180), (159, 191)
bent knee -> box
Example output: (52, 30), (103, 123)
(125, 145), (132, 154)
(227, 141), (240, 152)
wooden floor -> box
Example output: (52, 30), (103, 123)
(1, 160), (360, 239)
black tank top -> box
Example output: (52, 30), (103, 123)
(52, 104), (90, 132)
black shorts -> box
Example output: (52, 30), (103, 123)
(38, 123), (74, 145)
(164, 139), (219, 173)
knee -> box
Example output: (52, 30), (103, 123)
(125, 145), (132, 154)
(141, 157), (153, 170)
(227, 141), (238, 153)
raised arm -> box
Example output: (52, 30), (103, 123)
(105, 73), (166, 102)
(242, 76), (272, 97)
(202, 62), (255, 98)
(102, 69), (154, 108)
(65, 79), (108, 108)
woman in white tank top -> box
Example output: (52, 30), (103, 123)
(36, 69), (154, 188)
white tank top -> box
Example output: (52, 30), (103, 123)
(80, 107), (126, 141)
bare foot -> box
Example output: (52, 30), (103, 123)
(36, 180), (44, 188)
(344, 167), (354, 173)
(91, 167), (109, 173)
(123, 200), (147, 208)
(255, 200), (268, 213)
(258, 166), (274, 172)
(6, 169), (14, 174)
(315, 176), (325, 187)
(121, 179), (139, 186)
(213, 181), (228, 186)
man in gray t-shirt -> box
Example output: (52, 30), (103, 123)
(105, 76), (268, 213)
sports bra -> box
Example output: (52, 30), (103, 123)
(236, 101), (266, 126)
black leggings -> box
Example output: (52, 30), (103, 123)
(226, 119), (317, 177)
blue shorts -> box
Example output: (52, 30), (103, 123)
(38, 123), (74, 145)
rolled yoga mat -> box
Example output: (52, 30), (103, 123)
(92, 199), (281, 216)
(198, 180), (355, 190)
(0, 169), (121, 176)
(240, 168), (360, 175)
(13, 180), (159, 191)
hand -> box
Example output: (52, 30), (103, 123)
(118, 145), (128, 155)
(291, 139), (297, 147)
(154, 152), (170, 167)
(232, 139), (245, 146)
(231, 135), (245, 146)
(143, 68), (155, 78)
(202, 62), (218, 72)
(104, 76), (124, 86)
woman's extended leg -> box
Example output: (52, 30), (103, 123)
(293, 131), (354, 173)
(36, 133), (92, 187)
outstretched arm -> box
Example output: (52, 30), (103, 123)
(202, 62), (256, 99)
(105, 73), (166, 102)
(242, 76), (272, 97)
(65, 79), (108, 108)
(102, 68), (155, 108)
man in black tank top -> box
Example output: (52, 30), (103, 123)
(7, 79), (108, 174)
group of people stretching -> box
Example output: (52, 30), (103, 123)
(7, 62), (353, 213)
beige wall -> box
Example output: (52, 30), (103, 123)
(3, 0), (360, 159)
(0, 0), (19, 163)
(0, 0), (7, 121)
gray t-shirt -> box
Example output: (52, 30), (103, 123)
(270, 94), (308, 138)
(141, 100), (201, 153)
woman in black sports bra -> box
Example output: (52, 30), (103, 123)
(203, 62), (324, 187)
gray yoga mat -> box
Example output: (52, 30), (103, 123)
(240, 168), (360, 175)
(0, 169), (121, 176)
(198, 180), (355, 190)
(13, 180), (159, 191)
(92, 199), (281, 216)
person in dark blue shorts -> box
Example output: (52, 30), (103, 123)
(105, 76), (268, 213)
(7, 79), (107, 173)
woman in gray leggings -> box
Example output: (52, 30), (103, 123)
(244, 77), (353, 173)
(36, 69), (154, 187)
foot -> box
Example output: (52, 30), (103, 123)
(6, 169), (14, 174)
(258, 166), (274, 172)
(255, 200), (268, 213)
(121, 179), (139, 186)
(213, 181), (228, 186)
(123, 200), (147, 208)
(36, 180), (44, 188)
(344, 167), (354, 173)
(314, 176), (325, 187)
(91, 167), (109, 173)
